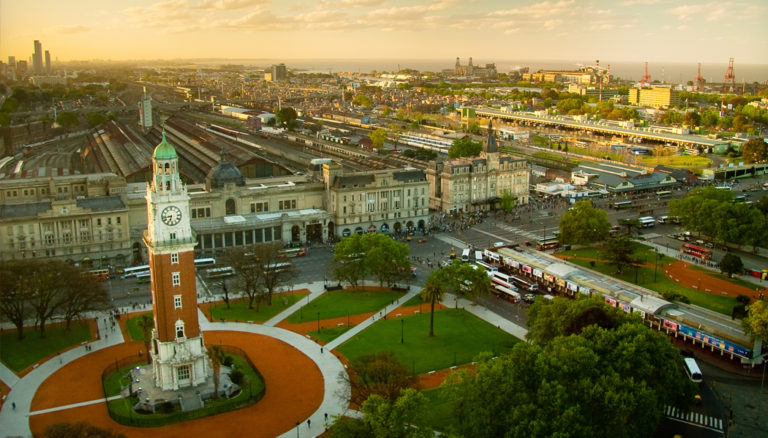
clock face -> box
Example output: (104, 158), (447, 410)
(161, 206), (182, 226)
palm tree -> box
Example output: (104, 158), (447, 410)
(206, 345), (226, 399)
(420, 271), (447, 337)
(137, 314), (154, 364)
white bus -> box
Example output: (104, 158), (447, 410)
(461, 248), (471, 262)
(475, 260), (498, 272)
(474, 250), (483, 262)
(511, 275), (538, 292)
(638, 216), (656, 228)
(194, 258), (216, 268)
(491, 271), (512, 283)
(683, 358), (703, 383)
(207, 266), (236, 279)
(121, 265), (150, 279)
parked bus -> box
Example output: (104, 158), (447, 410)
(683, 358), (703, 383)
(680, 243), (712, 261)
(492, 284), (521, 303)
(121, 265), (150, 279)
(265, 262), (292, 273)
(656, 190), (672, 198)
(279, 247), (306, 258)
(136, 272), (151, 283)
(461, 248), (471, 262)
(86, 269), (110, 281)
(612, 201), (633, 210)
(206, 266), (236, 279)
(194, 258), (216, 268)
(536, 237), (560, 251)
(732, 195), (747, 203)
(511, 275), (538, 292)
(475, 260), (498, 272)
(491, 271), (512, 284)
(474, 250), (483, 262)
(638, 217), (656, 228)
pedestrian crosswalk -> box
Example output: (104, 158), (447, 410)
(665, 405), (724, 432)
(496, 223), (543, 241)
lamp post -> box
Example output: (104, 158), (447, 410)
(400, 319), (404, 344)
(317, 312), (320, 332)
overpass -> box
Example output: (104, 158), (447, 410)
(472, 107), (729, 150)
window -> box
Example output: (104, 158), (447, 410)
(116, 217), (121, 224)
(172, 272), (180, 286)
(175, 321), (185, 339)
(96, 218), (102, 226)
(279, 199), (297, 210)
(192, 207), (211, 218)
(225, 198), (236, 215)
(251, 202), (268, 212)
(177, 365), (190, 381)
(174, 295), (182, 309)
(170, 232), (177, 240)
(171, 252), (179, 264)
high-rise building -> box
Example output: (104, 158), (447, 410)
(44, 50), (51, 74)
(33, 40), (43, 75)
(144, 132), (209, 391)
(8, 56), (16, 67)
(627, 87), (680, 108)
(138, 87), (153, 131)
(271, 63), (287, 82)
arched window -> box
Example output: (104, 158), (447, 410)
(175, 320), (185, 339)
(165, 181), (171, 191)
(164, 163), (170, 174)
(225, 199), (236, 215)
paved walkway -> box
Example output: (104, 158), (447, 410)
(0, 277), (530, 438)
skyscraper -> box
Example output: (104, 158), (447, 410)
(272, 63), (287, 82)
(33, 40), (43, 75)
(44, 50), (51, 74)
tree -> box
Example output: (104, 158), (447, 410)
(618, 218), (642, 237)
(526, 296), (627, 344)
(719, 253), (744, 278)
(342, 352), (416, 408)
(420, 271), (446, 337)
(741, 138), (768, 164)
(137, 314), (154, 364)
(741, 300), (768, 343)
(369, 128), (387, 150)
(499, 190), (517, 212)
(360, 389), (432, 438)
(221, 247), (265, 310)
(56, 111), (79, 130)
(86, 112), (107, 127)
(59, 271), (110, 330)
(206, 345), (226, 399)
(353, 94), (373, 107)
(0, 260), (35, 340)
(602, 234), (638, 274)
(448, 137), (482, 159)
(362, 234), (411, 287)
(683, 111), (701, 127)
(276, 107), (298, 129)
(252, 242), (294, 305)
(557, 200), (611, 245)
(333, 234), (368, 288)
(756, 196), (768, 216)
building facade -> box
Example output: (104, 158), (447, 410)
(628, 87), (680, 108)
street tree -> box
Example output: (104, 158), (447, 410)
(333, 234), (368, 288)
(618, 218), (642, 237)
(0, 260), (36, 339)
(361, 389), (432, 438)
(741, 300), (768, 343)
(448, 137), (482, 159)
(557, 200), (611, 245)
(137, 314), (154, 364)
(58, 271), (110, 330)
(276, 107), (298, 129)
(499, 190), (517, 212)
(741, 138), (768, 164)
(342, 352), (416, 408)
(602, 234), (638, 274)
(719, 253), (744, 278)
(206, 345), (226, 399)
(56, 111), (79, 130)
(361, 234), (410, 287)
(420, 271), (446, 337)
(251, 242), (294, 305)
(369, 128), (387, 150)
(221, 247), (266, 310)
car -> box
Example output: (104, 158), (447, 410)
(523, 293), (536, 303)
(418, 237), (428, 243)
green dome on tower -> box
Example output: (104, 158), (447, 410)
(153, 131), (177, 160)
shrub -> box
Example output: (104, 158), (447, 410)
(229, 370), (244, 385)
(222, 355), (234, 367)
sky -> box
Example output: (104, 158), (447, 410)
(1, 0), (767, 65)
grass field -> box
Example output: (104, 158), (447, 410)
(125, 312), (152, 342)
(209, 291), (309, 323)
(337, 309), (519, 374)
(558, 243), (676, 266)
(308, 325), (354, 344)
(0, 322), (91, 373)
(285, 289), (405, 324)
(641, 155), (711, 168)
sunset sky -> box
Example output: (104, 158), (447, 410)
(1, 0), (766, 64)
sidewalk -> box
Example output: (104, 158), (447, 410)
(0, 311), (124, 438)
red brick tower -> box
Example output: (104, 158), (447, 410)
(144, 132), (208, 390)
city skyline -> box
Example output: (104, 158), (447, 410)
(1, 0), (767, 66)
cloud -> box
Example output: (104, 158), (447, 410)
(620, 0), (663, 5)
(318, 0), (386, 7)
(490, 0), (575, 19)
(54, 25), (91, 34)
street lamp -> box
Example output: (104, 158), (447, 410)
(317, 312), (320, 332)
(400, 319), (404, 344)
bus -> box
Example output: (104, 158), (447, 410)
(86, 269), (110, 281)
(612, 201), (633, 210)
(194, 258), (216, 268)
(491, 271), (512, 283)
(207, 266), (236, 279)
(279, 247), (306, 258)
(265, 262), (292, 274)
(656, 190), (673, 198)
(680, 243), (712, 261)
(511, 275), (538, 292)
(683, 358), (703, 383)
(536, 237), (559, 251)
(461, 248), (471, 262)
(732, 195), (747, 203)
(638, 217), (656, 228)
(492, 283), (521, 303)
(475, 260), (498, 272)
(121, 265), (150, 279)
(136, 272), (151, 283)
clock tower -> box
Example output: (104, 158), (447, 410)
(144, 132), (208, 391)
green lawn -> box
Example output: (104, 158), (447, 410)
(337, 309), (519, 374)
(103, 363), (142, 396)
(125, 312), (152, 342)
(641, 155), (711, 168)
(285, 289), (405, 324)
(106, 353), (265, 427)
(308, 325), (354, 344)
(403, 294), (427, 307)
(558, 243), (675, 265)
(209, 291), (309, 323)
(565, 257), (738, 315)
(417, 387), (459, 433)
(0, 322), (92, 373)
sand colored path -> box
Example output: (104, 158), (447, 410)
(664, 261), (765, 299)
(29, 331), (325, 438)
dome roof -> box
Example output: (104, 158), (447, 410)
(153, 131), (177, 160)
(207, 149), (245, 189)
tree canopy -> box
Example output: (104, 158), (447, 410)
(276, 107), (298, 129)
(601, 234), (639, 275)
(741, 300), (768, 343)
(333, 234), (411, 288)
(557, 200), (611, 245)
(448, 137), (482, 159)
(741, 138), (768, 164)
(369, 128), (387, 149)
(719, 253), (744, 278)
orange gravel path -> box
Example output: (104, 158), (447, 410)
(664, 261), (765, 299)
(29, 331), (323, 438)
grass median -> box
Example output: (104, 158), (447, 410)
(285, 289), (405, 323)
(0, 322), (92, 373)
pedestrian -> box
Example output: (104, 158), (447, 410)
(12, 402), (15, 410)
(320, 347), (323, 354)
(307, 419), (311, 428)
(58, 352), (62, 364)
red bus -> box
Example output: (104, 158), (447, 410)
(680, 243), (712, 261)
